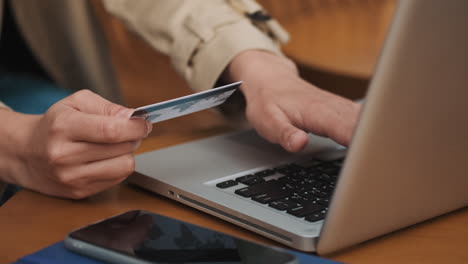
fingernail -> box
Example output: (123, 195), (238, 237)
(146, 121), (153, 136)
(116, 108), (133, 118)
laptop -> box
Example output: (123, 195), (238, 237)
(129, 0), (468, 254)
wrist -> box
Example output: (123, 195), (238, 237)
(0, 110), (41, 185)
(222, 50), (298, 98)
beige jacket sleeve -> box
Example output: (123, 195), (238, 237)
(102, 0), (289, 92)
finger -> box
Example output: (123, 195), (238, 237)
(64, 89), (134, 118)
(65, 110), (150, 143)
(302, 97), (361, 147)
(35, 173), (125, 200)
(250, 106), (309, 152)
(71, 153), (136, 182)
(53, 154), (135, 199)
(66, 176), (127, 200)
(50, 140), (142, 165)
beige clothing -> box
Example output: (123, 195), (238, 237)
(102, 0), (287, 93)
(1, 0), (287, 104)
(0, 0), (288, 201)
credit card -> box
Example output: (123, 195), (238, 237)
(131, 81), (241, 123)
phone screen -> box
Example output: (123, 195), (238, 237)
(66, 210), (297, 264)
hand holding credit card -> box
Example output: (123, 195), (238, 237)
(131, 82), (241, 123)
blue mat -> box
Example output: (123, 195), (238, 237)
(14, 241), (340, 264)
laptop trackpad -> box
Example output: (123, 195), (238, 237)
(135, 129), (340, 183)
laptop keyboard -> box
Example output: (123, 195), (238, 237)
(215, 158), (343, 223)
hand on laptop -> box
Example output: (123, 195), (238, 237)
(223, 50), (361, 152)
(0, 90), (151, 199)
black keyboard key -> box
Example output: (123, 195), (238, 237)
(252, 188), (293, 204)
(216, 180), (238, 189)
(316, 197), (330, 206)
(309, 189), (329, 198)
(320, 167), (340, 175)
(303, 169), (322, 179)
(309, 180), (324, 188)
(242, 176), (265, 186)
(286, 195), (308, 204)
(280, 175), (301, 185)
(269, 199), (300, 211)
(297, 190), (319, 201)
(234, 180), (283, 198)
(295, 159), (323, 168)
(254, 169), (275, 178)
(317, 173), (334, 183)
(305, 210), (327, 222)
(287, 202), (325, 217)
(293, 179), (322, 191)
(275, 164), (303, 175)
(235, 174), (254, 183)
(319, 184), (335, 194)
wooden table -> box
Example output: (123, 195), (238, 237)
(1, 125), (468, 263)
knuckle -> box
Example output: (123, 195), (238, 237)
(101, 120), (121, 142)
(48, 113), (68, 136)
(46, 143), (67, 166)
(104, 103), (126, 116)
(72, 89), (94, 102)
(52, 170), (75, 189)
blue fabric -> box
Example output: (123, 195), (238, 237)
(14, 241), (340, 264)
(14, 242), (103, 264)
(0, 73), (72, 206)
(0, 73), (71, 114)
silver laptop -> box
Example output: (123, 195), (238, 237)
(129, 0), (468, 254)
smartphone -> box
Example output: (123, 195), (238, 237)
(64, 210), (298, 264)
